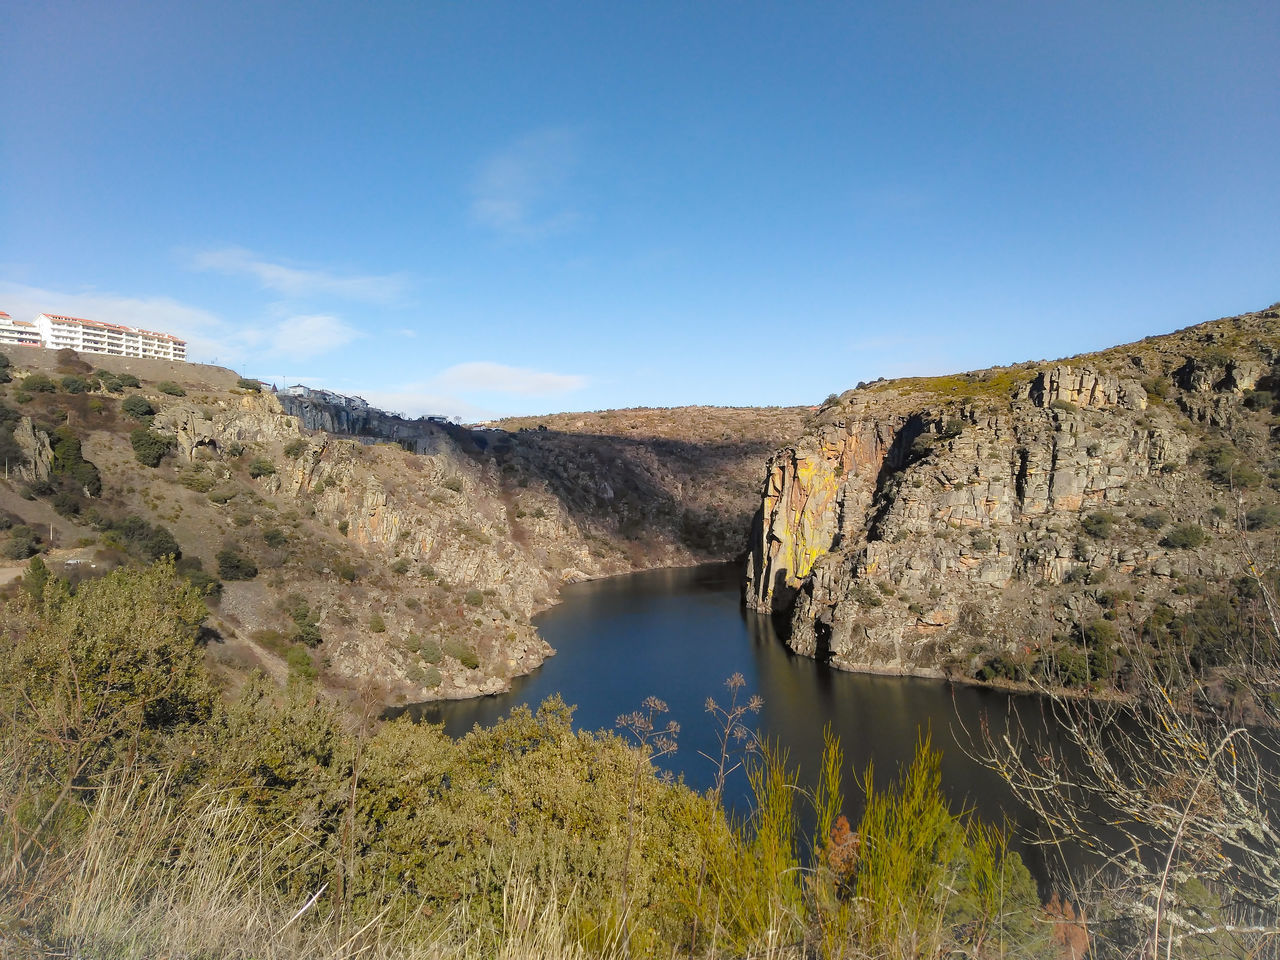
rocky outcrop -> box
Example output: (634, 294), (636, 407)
(154, 394), (302, 460)
(277, 394), (449, 455)
(13, 417), (53, 484)
(746, 310), (1280, 682)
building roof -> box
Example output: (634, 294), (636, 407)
(37, 313), (186, 345)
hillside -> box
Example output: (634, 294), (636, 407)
(0, 345), (807, 706)
(747, 303), (1280, 707)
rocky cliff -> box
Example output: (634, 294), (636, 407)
(747, 306), (1280, 685)
(0, 343), (809, 707)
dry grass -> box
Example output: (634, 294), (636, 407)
(5, 769), (636, 960)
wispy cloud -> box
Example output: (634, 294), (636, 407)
(432, 361), (587, 396)
(471, 128), (583, 240)
(189, 247), (410, 303)
(267, 314), (361, 359)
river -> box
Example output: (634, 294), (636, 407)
(405, 562), (1073, 883)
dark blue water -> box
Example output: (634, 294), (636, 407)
(404, 562), (1073, 881)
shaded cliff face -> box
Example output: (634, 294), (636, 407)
(747, 306), (1280, 682)
(0, 345), (811, 708)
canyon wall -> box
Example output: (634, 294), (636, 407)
(746, 307), (1280, 682)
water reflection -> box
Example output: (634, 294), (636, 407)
(398, 562), (1070, 884)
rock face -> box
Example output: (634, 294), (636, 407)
(135, 388), (806, 703)
(746, 307), (1280, 682)
(12, 417), (53, 484)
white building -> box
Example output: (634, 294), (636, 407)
(33, 314), (186, 361)
(0, 312), (42, 347)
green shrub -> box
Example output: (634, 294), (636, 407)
(1038, 644), (1090, 687)
(179, 471), (214, 493)
(60, 375), (88, 394)
(207, 484), (239, 504)
(121, 394), (155, 419)
(131, 428), (174, 467)
(248, 457), (276, 478)
(464, 588), (485, 607)
(442, 476), (463, 493)
(22, 373), (56, 393)
(156, 381), (186, 396)
(3, 525), (41, 560)
(50, 426), (102, 496)
(224, 441), (245, 458)
(1244, 388), (1274, 411)
(116, 373), (140, 388)
(283, 438), (307, 458)
(1162, 524), (1207, 549)
(1246, 505), (1280, 530)
(1194, 441), (1263, 489)
(216, 547), (258, 580)
(337, 519), (349, 536)
(1049, 398), (1078, 414)
(369, 613), (386, 633)
(418, 638), (443, 663)
(262, 527), (287, 548)
(445, 638), (479, 669)
(284, 645), (317, 681)
(1081, 511), (1117, 539)
(236, 378), (262, 392)
(1138, 510), (1169, 530)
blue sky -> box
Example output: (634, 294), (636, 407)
(2, 2), (1277, 420)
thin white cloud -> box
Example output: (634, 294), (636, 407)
(189, 247), (410, 303)
(471, 128), (583, 240)
(269, 314), (361, 360)
(432, 361), (587, 396)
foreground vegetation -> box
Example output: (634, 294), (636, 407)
(0, 560), (1066, 958)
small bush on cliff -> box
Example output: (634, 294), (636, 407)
(216, 547), (257, 580)
(156, 380), (186, 396)
(236, 378), (262, 392)
(248, 457), (275, 478)
(283, 438), (306, 458)
(22, 373), (55, 393)
(1138, 510), (1170, 530)
(445, 637), (480, 669)
(1162, 523), (1207, 549)
(1081, 511), (1117, 539)
(1246, 505), (1280, 530)
(121, 394), (154, 420)
(130, 428), (174, 467)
